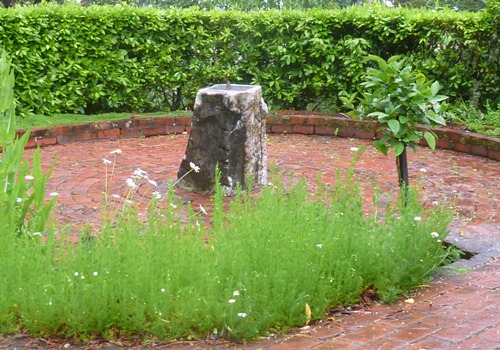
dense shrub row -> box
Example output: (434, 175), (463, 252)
(0, 3), (498, 115)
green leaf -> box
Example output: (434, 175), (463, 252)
(368, 112), (389, 120)
(430, 81), (440, 96)
(424, 131), (436, 150)
(399, 115), (409, 124)
(373, 140), (389, 156)
(393, 141), (405, 156)
(427, 113), (446, 126)
(387, 119), (400, 134)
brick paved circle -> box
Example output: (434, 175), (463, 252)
(16, 133), (500, 350)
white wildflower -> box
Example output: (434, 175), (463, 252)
(148, 179), (158, 187)
(237, 312), (247, 318)
(170, 203), (178, 209)
(103, 158), (112, 165)
(228, 299), (236, 304)
(189, 162), (200, 173)
(199, 204), (207, 215)
(16, 197), (22, 203)
(316, 244), (323, 248)
(74, 272), (79, 277)
(25, 175), (34, 181)
(134, 168), (148, 178)
(419, 168), (428, 173)
(93, 272), (98, 276)
(414, 216), (422, 221)
(153, 191), (162, 200)
(110, 149), (122, 154)
(32, 232), (42, 236)
(431, 232), (439, 238)
(50, 192), (59, 197)
(350, 147), (359, 152)
(161, 288), (165, 293)
(233, 290), (240, 297)
(126, 178), (137, 188)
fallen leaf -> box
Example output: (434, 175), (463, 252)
(305, 303), (312, 325)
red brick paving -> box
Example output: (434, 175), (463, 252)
(17, 133), (500, 349)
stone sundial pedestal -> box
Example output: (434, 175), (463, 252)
(177, 84), (268, 195)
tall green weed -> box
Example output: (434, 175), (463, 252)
(0, 49), (56, 236)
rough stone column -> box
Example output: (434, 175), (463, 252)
(177, 84), (268, 195)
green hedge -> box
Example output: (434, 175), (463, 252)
(0, 4), (498, 115)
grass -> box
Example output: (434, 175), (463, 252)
(450, 101), (500, 136)
(0, 161), (460, 343)
(15, 111), (192, 130)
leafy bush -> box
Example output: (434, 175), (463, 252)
(0, 4), (497, 115)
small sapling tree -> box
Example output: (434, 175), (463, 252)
(341, 55), (449, 204)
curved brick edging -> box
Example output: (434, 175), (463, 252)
(19, 113), (500, 161)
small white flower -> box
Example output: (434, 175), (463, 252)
(237, 312), (247, 318)
(16, 197), (22, 203)
(316, 244), (323, 248)
(110, 149), (122, 154)
(199, 204), (207, 215)
(134, 168), (148, 177)
(152, 191), (162, 199)
(32, 232), (42, 236)
(148, 179), (158, 187)
(189, 162), (200, 173)
(419, 168), (428, 173)
(93, 272), (98, 276)
(103, 158), (112, 165)
(50, 192), (59, 197)
(431, 232), (439, 238)
(414, 216), (422, 221)
(233, 290), (240, 297)
(25, 175), (34, 181)
(81, 275), (85, 279)
(126, 178), (137, 188)
(350, 147), (359, 152)
(432, 201), (439, 206)
(48, 301), (52, 306)
(169, 203), (178, 209)
(74, 272), (79, 277)
(228, 299), (236, 304)
(112, 194), (121, 199)
(161, 288), (165, 293)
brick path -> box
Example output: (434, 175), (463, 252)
(21, 133), (499, 349)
